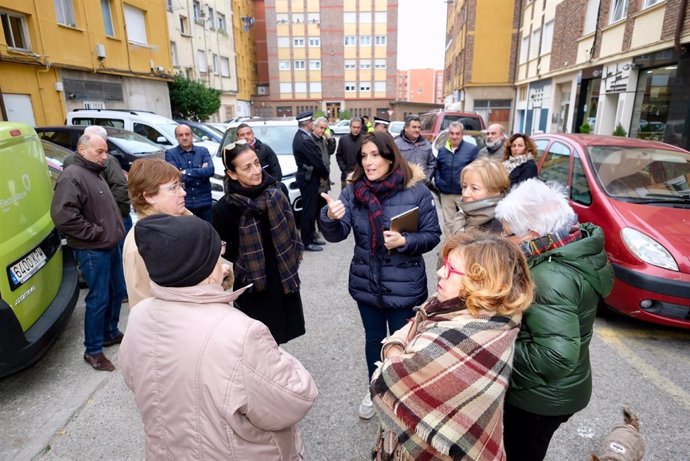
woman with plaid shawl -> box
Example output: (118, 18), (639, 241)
(370, 232), (534, 460)
(212, 142), (305, 344)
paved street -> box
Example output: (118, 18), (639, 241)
(2, 167), (690, 460)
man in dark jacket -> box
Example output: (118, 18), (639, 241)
(51, 133), (127, 372)
(433, 121), (479, 236)
(495, 179), (615, 461)
(394, 114), (436, 185)
(335, 117), (364, 188)
(236, 123), (282, 181)
(292, 111), (329, 251)
(165, 124), (214, 222)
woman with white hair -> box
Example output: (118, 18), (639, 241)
(495, 178), (614, 461)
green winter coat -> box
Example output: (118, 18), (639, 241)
(506, 223), (614, 416)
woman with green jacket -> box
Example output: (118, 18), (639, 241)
(495, 179), (615, 461)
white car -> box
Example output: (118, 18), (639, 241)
(431, 129), (486, 157)
(329, 120), (351, 135)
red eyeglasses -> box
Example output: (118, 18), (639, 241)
(442, 257), (465, 278)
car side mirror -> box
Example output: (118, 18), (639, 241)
(156, 136), (168, 144)
(201, 135), (210, 141)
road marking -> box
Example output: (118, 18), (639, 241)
(597, 325), (690, 341)
(596, 327), (690, 411)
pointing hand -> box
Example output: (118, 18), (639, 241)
(321, 193), (345, 220)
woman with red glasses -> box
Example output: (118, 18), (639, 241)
(370, 232), (534, 461)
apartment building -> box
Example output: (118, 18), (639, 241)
(232, 0), (257, 117)
(0, 0), (172, 125)
(514, 0), (690, 151)
(167, 0), (239, 121)
(252, 0), (398, 121)
(396, 69), (444, 104)
(443, 0), (520, 128)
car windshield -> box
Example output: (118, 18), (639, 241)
(159, 122), (202, 143)
(441, 115), (483, 131)
(41, 141), (71, 165)
(107, 131), (165, 154)
(433, 130), (486, 151)
(588, 146), (690, 200)
(222, 125), (296, 155)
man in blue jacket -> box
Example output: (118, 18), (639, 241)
(165, 124), (215, 222)
(434, 121), (479, 236)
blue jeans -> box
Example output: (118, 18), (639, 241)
(357, 303), (416, 380)
(74, 247), (126, 355)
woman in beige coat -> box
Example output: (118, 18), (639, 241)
(119, 214), (318, 460)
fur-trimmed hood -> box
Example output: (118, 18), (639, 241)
(406, 163), (427, 189)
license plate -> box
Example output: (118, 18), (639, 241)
(9, 247), (47, 286)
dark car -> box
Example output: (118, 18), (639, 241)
(174, 120), (225, 143)
(532, 133), (690, 328)
(35, 126), (164, 171)
(419, 110), (486, 143)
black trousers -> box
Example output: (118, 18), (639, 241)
(503, 402), (573, 461)
(299, 180), (319, 246)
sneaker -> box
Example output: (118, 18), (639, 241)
(358, 391), (376, 420)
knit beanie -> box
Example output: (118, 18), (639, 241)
(135, 214), (221, 287)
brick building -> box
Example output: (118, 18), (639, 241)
(396, 69), (444, 104)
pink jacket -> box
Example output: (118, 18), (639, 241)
(119, 282), (317, 460)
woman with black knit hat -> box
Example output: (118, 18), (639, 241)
(212, 141), (305, 344)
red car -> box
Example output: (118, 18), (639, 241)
(532, 134), (690, 329)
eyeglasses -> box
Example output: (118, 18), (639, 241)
(442, 257), (465, 279)
(163, 182), (185, 193)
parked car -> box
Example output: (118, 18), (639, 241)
(532, 133), (690, 328)
(431, 128), (487, 157)
(66, 109), (220, 154)
(174, 119), (225, 143)
(419, 110), (486, 143)
(35, 125), (165, 171)
(388, 120), (405, 137)
(329, 120), (351, 135)
(0, 122), (79, 377)
(218, 119), (301, 214)
(41, 139), (72, 184)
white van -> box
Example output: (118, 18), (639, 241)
(66, 109), (219, 155)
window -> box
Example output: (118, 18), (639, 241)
(276, 13), (288, 24)
(124, 5), (148, 45)
(220, 57), (230, 77)
(1, 11), (31, 51)
(539, 142), (571, 186)
(170, 41), (178, 66)
(360, 60), (372, 69)
(217, 13), (226, 32)
(294, 60), (306, 69)
(344, 35), (356, 46)
(277, 37), (290, 47)
(179, 15), (189, 35)
(280, 82), (292, 93)
(583, 0), (600, 34)
(540, 21), (553, 55)
(134, 124), (167, 144)
(101, 0), (114, 36)
(519, 36), (529, 63)
(610, 0), (628, 23)
(374, 81), (386, 92)
(375, 59), (386, 69)
(54, 0), (76, 27)
(571, 153), (592, 205)
(310, 82), (322, 92)
(308, 37), (320, 47)
(360, 83), (371, 91)
(207, 7), (214, 29)
(212, 53), (219, 74)
(294, 82), (307, 92)
(344, 60), (356, 69)
(374, 12), (386, 24)
(529, 29), (540, 59)
(360, 35), (371, 46)
(344, 12), (356, 23)
(534, 139), (549, 162)
(193, 0), (202, 23)
(308, 13), (320, 24)
(309, 60), (321, 70)
(279, 60), (291, 70)
(359, 12), (372, 23)
(643, 0), (662, 7)
(293, 37), (305, 47)
(166, 0), (173, 12)
(345, 82), (356, 92)
(197, 49), (207, 72)
(375, 35), (386, 46)
(292, 13), (304, 23)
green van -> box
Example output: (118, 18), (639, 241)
(0, 122), (78, 377)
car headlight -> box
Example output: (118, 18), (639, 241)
(621, 228), (678, 271)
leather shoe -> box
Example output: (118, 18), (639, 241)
(312, 238), (326, 245)
(103, 332), (124, 347)
(304, 244), (324, 252)
(83, 352), (115, 372)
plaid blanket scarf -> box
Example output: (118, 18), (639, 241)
(371, 297), (522, 460)
(225, 176), (303, 293)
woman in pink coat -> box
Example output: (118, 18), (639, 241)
(119, 214), (318, 460)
